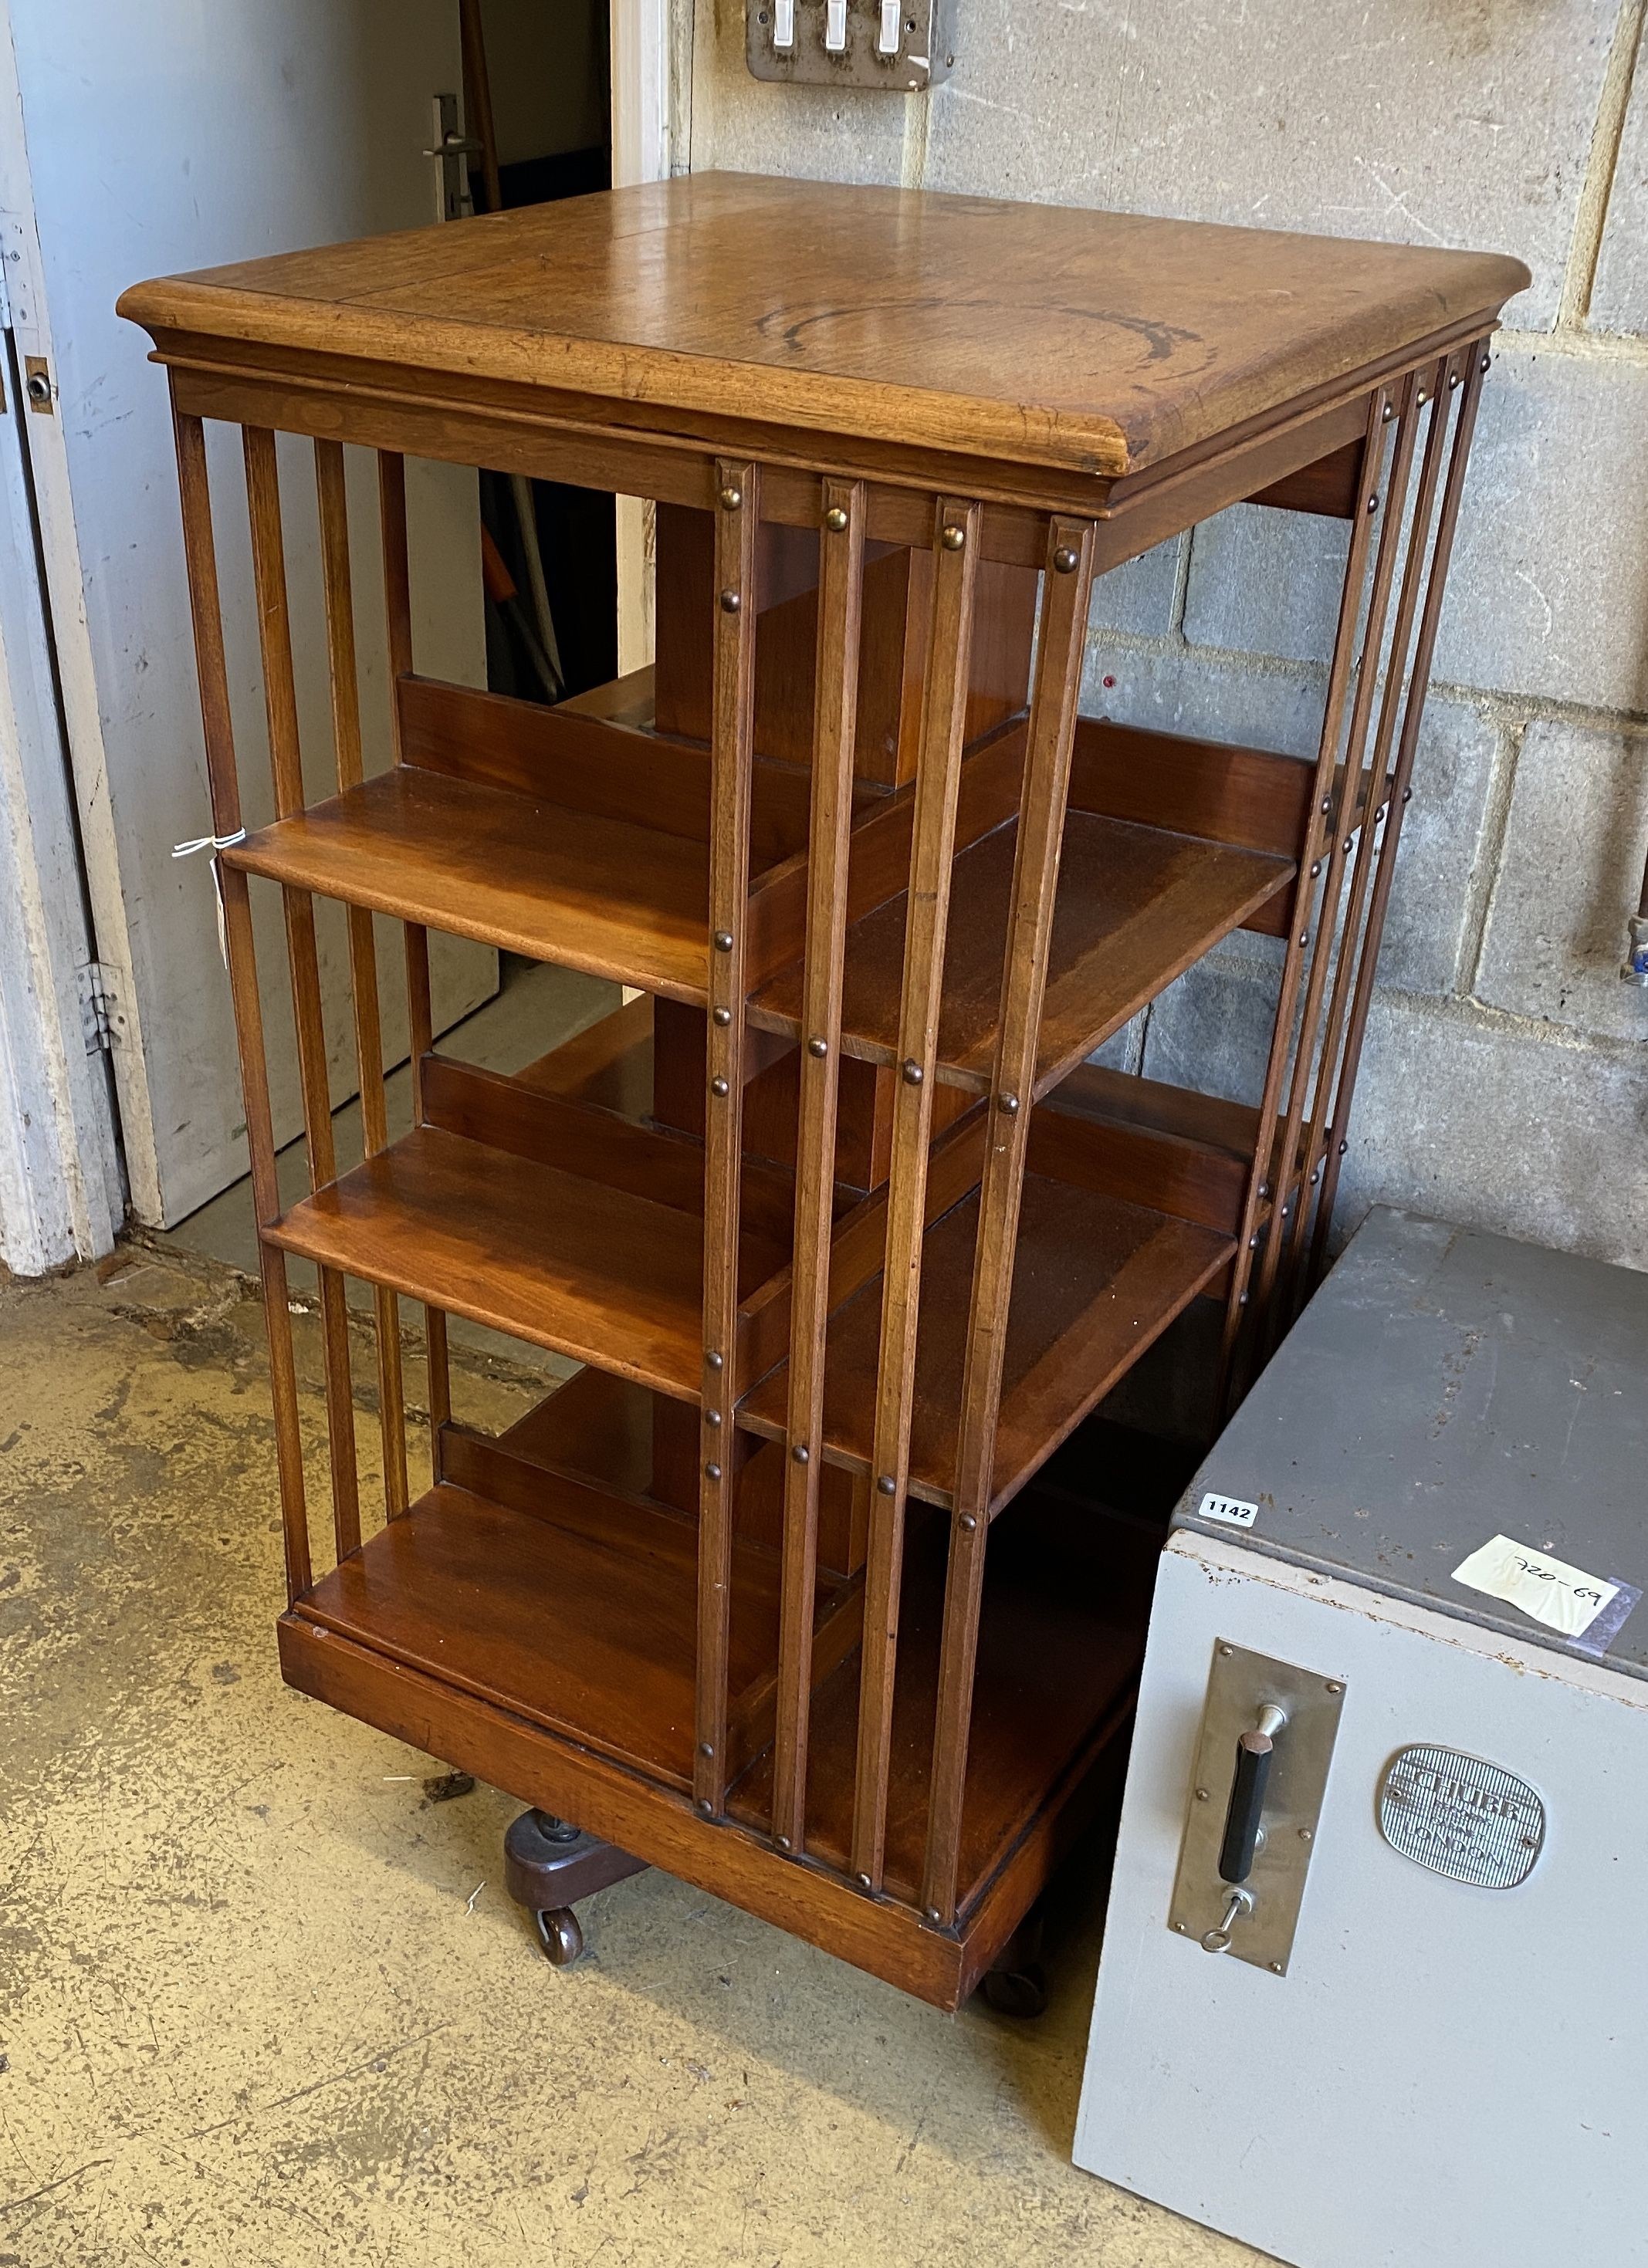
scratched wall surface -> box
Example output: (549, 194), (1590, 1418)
(689, 0), (1648, 1272)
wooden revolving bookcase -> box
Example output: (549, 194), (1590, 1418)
(121, 174), (1526, 2009)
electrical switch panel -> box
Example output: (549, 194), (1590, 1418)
(746, 0), (954, 89)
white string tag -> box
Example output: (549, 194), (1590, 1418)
(172, 828), (247, 967)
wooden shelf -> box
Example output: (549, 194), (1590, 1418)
(739, 1171), (1232, 1513)
(264, 1117), (787, 1401)
(729, 1497), (1152, 1915)
(295, 1479), (784, 1791)
(292, 1458), (1149, 1917)
(748, 813), (1292, 1097)
(226, 765), (714, 1003)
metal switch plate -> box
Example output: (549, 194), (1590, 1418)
(1168, 1639), (1345, 1976)
(746, 0), (954, 90)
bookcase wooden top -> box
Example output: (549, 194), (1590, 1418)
(121, 171), (1528, 483)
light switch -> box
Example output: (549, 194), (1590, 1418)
(876, 0), (901, 52)
(824, 0), (848, 50)
(773, 0), (795, 45)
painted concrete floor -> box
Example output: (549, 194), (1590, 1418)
(0, 1247), (1267, 2268)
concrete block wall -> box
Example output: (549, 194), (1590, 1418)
(687, 0), (1648, 1270)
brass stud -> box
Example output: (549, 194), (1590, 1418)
(705, 1409), (722, 1428)
(998, 1093), (1019, 1117)
(710, 1075), (729, 1098)
(807, 1036), (828, 1059)
(922, 1905), (942, 1924)
(792, 1444), (810, 1465)
(939, 523), (966, 552)
(1382, 402), (1395, 422)
(1195, 1787), (1210, 1802)
(706, 1350), (724, 1371)
(1325, 1680), (1342, 1695)
(699, 1740), (715, 1758)
(854, 1871), (873, 1890)
(719, 482), (743, 511)
(1052, 543), (1079, 574)
(697, 1797), (714, 1816)
(1416, 389), (1427, 405)
(705, 1461), (722, 1481)
(1449, 370), (1462, 390)
(1299, 932), (1310, 948)
(712, 1005), (732, 1027)
(902, 1059), (923, 1087)
(1338, 1140), (1349, 1157)
(713, 930), (734, 951)
(719, 589), (741, 613)
(1480, 353), (1491, 373)
(1270, 1961), (1285, 1976)
(776, 1833), (792, 1851)
(877, 1474), (897, 1496)
(1366, 495), (1379, 514)
(824, 504), (848, 533)
(1309, 861), (1321, 878)
(958, 1513), (977, 1532)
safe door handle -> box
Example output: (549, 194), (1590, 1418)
(1217, 1703), (1287, 1884)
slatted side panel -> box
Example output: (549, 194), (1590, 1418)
(242, 425), (361, 1563)
(1247, 370), (1422, 1345)
(378, 449), (452, 1462)
(315, 438), (409, 1521)
(170, 398), (311, 1600)
(1215, 389), (1388, 1402)
(695, 458), (760, 1820)
(1305, 346), (1491, 1288)
(848, 497), (982, 1895)
(772, 477), (868, 1854)
(919, 515), (1098, 1927)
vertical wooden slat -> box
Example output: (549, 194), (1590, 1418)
(242, 425), (361, 1562)
(772, 476), (867, 1854)
(171, 397), (311, 1601)
(1216, 389), (1389, 1404)
(378, 449), (452, 1452)
(695, 456), (760, 1820)
(1251, 372), (1420, 1349)
(848, 496), (981, 1894)
(1308, 346), (1491, 1280)
(919, 515), (1097, 1927)
(1274, 359), (1448, 1318)
(316, 438), (408, 1519)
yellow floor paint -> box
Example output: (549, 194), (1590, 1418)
(0, 1249), (1265, 2268)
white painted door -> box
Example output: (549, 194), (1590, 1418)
(0, 0), (496, 1229)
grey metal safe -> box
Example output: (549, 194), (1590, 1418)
(1076, 1206), (1648, 2268)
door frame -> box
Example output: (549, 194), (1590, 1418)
(611, 0), (686, 674)
(0, 6), (122, 1270)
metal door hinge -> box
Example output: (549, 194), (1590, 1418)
(77, 962), (123, 1053)
(424, 94), (480, 224)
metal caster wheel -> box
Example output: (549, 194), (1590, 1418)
(981, 1962), (1047, 2019)
(533, 1905), (584, 1966)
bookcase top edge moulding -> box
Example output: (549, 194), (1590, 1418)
(122, 174), (1528, 2010)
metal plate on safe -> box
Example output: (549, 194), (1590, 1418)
(1378, 1745), (1545, 1888)
(1168, 1640), (1345, 1976)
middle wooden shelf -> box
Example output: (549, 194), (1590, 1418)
(223, 672), (1303, 1093)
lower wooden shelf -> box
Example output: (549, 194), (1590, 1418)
(283, 1421), (1150, 1987)
(728, 1497), (1150, 1912)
